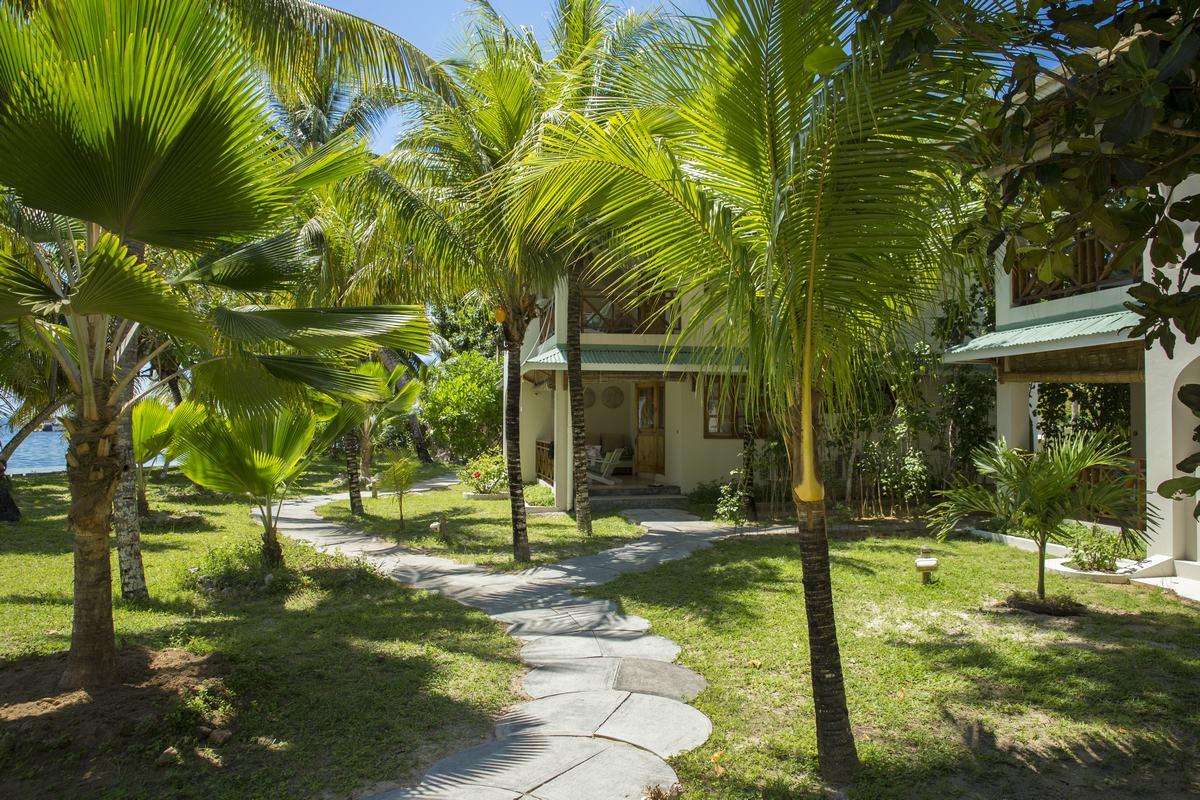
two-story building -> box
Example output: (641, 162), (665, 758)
(944, 175), (1200, 594)
(510, 274), (752, 510)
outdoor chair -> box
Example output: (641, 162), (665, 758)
(587, 448), (623, 485)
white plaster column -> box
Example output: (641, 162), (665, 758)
(553, 375), (572, 511)
(995, 380), (1032, 450)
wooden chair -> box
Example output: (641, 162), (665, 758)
(587, 448), (623, 485)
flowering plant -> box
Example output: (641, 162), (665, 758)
(459, 450), (506, 494)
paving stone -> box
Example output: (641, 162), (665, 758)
(496, 690), (629, 739)
(613, 658), (708, 702)
(376, 784), (522, 800)
(522, 658), (621, 698)
(527, 740), (677, 800)
(595, 692), (712, 757)
(521, 632), (679, 665)
(414, 734), (603, 794)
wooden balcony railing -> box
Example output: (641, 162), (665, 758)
(579, 275), (675, 334)
(1011, 231), (1135, 306)
(536, 440), (554, 483)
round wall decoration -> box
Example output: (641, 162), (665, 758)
(583, 388), (596, 409)
(601, 386), (625, 409)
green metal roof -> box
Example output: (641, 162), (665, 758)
(944, 310), (1138, 362)
(523, 344), (724, 371)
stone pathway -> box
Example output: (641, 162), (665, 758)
(274, 482), (739, 800)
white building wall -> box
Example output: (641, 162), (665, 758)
(663, 380), (745, 491)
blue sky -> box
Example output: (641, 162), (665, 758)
(325, 1), (705, 149)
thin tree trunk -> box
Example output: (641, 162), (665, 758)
(113, 332), (148, 602)
(503, 326), (531, 562)
(60, 397), (123, 689)
(260, 501), (283, 568)
(361, 420), (375, 497)
(740, 425), (758, 522)
(566, 263), (592, 534)
(344, 429), (364, 516)
(788, 388), (859, 784)
(0, 393), (74, 522)
(1037, 537), (1047, 599)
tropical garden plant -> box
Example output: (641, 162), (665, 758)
(418, 351), (502, 462)
(0, 0), (430, 688)
(376, 449), (421, 530)
(928, 431), (1148, 600)
(513, 0), (991, 780)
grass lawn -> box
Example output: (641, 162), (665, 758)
(590, 530), (1200, 800)
(317, 487), (646, 572)
(0, 466), (522, 800)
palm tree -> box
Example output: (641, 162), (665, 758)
(175, 404), (346, 565)
(515, 0), (984, 781)
(0, 0), (430, 689)
(928, 432), (1147, 599)
(361, 6), (566, 562)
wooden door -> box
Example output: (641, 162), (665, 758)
(635, 382), (665, 476)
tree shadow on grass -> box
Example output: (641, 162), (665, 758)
(1, 556), (524, 800)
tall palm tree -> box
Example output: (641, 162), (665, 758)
(0, 0), (430, 689)
(515, 0), (983, 782)
(360, 6), (564, 562)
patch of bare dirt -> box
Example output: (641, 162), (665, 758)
(0, 646), (227, 798)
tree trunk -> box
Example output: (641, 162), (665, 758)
(566, 263), (592, 534)
(259, 503), (283, 568)
(60, 400), (123, 689)
(788, 388), (859, 784)
(361, 421), (375, 497)
(344, 429), (364, 516)
(1037, 537), (1047, 599)
(113, 333), (148, 602)
(503, 326), (531, 562)
(740, 425), (758, 522)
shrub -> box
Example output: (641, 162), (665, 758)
(688, 479), (725, 506)
(1068, 524), (1127, 573)
(524, 482), (555, 507)
(419, 352), (502, 461)
(715, 478), (745, 526)
(459, 449), (506, 494)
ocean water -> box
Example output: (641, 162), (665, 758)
(5, 429), (68, 474)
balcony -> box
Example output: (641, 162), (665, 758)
(581, 277), (675, 335)
(1010, 232), (1135, 306)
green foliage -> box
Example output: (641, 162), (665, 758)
(458, 449), (506, 494)
(431, 300), (497, 356)
(714, 475), (746, 526)
(932, 286), (997, 481)
(131, 399), (176, 466)
(377, 449), (420, 529)
(929, 431), (1149, 597)
(1035, 384), (1131, 447)
(419, 352), (502, 461)
(1067, 524), (1128, 573)
(1159, 384), (1200, 521)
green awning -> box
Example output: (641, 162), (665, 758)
(523, 343), (727, 372)
(944, 310), (1138, 362)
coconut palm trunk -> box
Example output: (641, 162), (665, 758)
(60, 394), (123, 689)
(503, 321), (531, 562)
(789, 376), (858, 782)
(113, 327), (148, 601)
(344, 428), (364, 515)
(740, 424), (758, 522)
(566, 263), (592, 534)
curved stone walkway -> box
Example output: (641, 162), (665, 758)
(274, 480), (734, 800)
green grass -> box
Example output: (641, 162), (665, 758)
(316, 486), (646, 572)
(590, 531), (1200, 799)
(0, 466), (522, 800)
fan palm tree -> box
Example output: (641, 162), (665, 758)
(174, 403), (346, 566)
(928, 432), (1148, 599)
(514, 0), (986, 781)
(0, 0), (430, 689)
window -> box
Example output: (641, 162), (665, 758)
(703, 379), (771, 438)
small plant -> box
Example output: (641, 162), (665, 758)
(377, 450), (420, 531)
(715, 471), (746, 527)
(459, 449), (506, 494)
(1067, 524), (1127, 573)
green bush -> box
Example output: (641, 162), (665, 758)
(524, 482), (555, 507)
(688, 479), (725, 506)
(715, 478), (745, 525)
(1068, 524), (1127, 573)
(459, 449), (507, 494)
(419, 352), (502, 461)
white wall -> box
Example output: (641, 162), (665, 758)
(663, 380), (745, 491)
(519, 380), (554, 484)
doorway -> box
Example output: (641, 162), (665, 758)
(635, 382), (665, 476)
